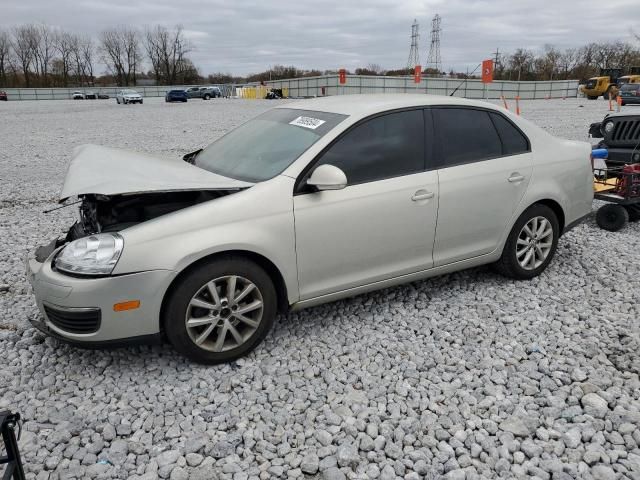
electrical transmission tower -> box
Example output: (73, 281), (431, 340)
(406, 19), (419, 70)
(426, 14), (442, 75)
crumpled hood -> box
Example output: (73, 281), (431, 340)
(59, 144), (253, 201)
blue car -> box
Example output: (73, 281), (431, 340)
(165, 90), (188, 103)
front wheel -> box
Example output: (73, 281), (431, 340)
(203, 94), (211, 100)
(494, 204), (559, 279)
(164, 257), (277, 364)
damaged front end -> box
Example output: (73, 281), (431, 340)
(65, 190), (233, 241)
(37, 189), (238, 264)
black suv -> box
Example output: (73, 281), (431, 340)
(589, 113), (640, 165)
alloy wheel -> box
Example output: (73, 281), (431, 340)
(185, 275), (264, 352)
(516, 216), (554, 270)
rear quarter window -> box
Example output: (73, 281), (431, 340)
(489, 113), (530, 155)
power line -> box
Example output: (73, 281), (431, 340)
(406, 19), (420, 70)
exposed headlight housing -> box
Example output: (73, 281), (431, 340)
(55, 233), (124, 276)
(604, 121), (615, 134)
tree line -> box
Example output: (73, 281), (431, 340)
(0, 23), (199, 88)
(1, 23), (639, 88)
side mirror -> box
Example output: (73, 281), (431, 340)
(307, 164), (347, 191)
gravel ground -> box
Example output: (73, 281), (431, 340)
(1, 96), (640, 480)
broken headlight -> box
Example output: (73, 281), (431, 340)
(54, 233), (124, 276)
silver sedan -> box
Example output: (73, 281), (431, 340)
(27, 95), (593, 363)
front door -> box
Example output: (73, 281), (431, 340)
(293, 109), (439, 300)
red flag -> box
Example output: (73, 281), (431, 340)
(482, 59), (494, 84)
(339, 68), (346, 85)
(414, 65), (422, 83)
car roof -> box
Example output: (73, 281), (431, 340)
(280, 94), (505, 117)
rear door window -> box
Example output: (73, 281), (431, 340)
(434, 108), (502, 167)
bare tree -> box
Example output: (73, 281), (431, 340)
(144, 25), (191, 84)
(100, 27), (141, 86)
(0, 30), (11, 86)
(33, 24), (55, 86)
(11, 24), (38, 87)
(55, 30), (74, 86)
(509, 48), (534, 81)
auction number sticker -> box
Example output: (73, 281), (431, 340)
(289, 116), (326, 130)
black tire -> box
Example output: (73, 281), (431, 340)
(164, 256), (277, 364)
(203, 94), (211, 100)
(596, 204), (628, 231)
(625, 204), (640, 221)
(596, 203), (629, 232)
(140, 99), (143, 104)
(494, 204), (559, 280)
(116, 98), (120, 104)
(587, 96), (598, 100)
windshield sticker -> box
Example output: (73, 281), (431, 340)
(289, 116), (326, 130)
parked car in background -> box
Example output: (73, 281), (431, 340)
(27, 95), (593, 364)
(185, 87), (203, 98)
(116, 89), (143, 104)
(98, 92), (110, 100)
(0, 91), (7, 101)
(165, 90), (188, 102)
(201, 86), (223, 100)
(72, 91), (84, 100)
(84, 91), (97, 100)
(619, 83), (640, 106)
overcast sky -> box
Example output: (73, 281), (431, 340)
(3, 0), (640, 76)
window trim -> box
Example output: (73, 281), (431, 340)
(432, 105), (531, 170)
(294, 106), (433, 195)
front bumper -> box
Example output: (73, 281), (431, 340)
(26, 245), (176, 345)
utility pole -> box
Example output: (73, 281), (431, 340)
(426, 14), (442, 76)
(406, 19), (420, 71)
(493, 48), (500, 78)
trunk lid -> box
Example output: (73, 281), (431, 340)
(59, 144), (252, 201)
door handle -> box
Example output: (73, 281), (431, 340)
(411, 190), (434, 201)
(508, 173), (525, 183)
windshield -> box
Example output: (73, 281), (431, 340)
(122, 89), (136, 94)
(195, 108), (347, 182)
(621, 84), (639, 91)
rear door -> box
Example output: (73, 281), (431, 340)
(432, 107), (533, 266)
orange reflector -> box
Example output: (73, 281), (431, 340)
(113, 300), (140, 312)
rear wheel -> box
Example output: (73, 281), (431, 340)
(164, 257), (277, 364)
(494, 204), (559, 279)
(203, 94), (211, 100)
(596, 204), (628, 231)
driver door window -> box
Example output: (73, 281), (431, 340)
(314, 109), (425, 185)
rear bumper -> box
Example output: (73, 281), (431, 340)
(620, 97), (640, 104)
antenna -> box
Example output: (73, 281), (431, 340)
(426, 14), (442, 75)
(406, 19), (420, 70)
